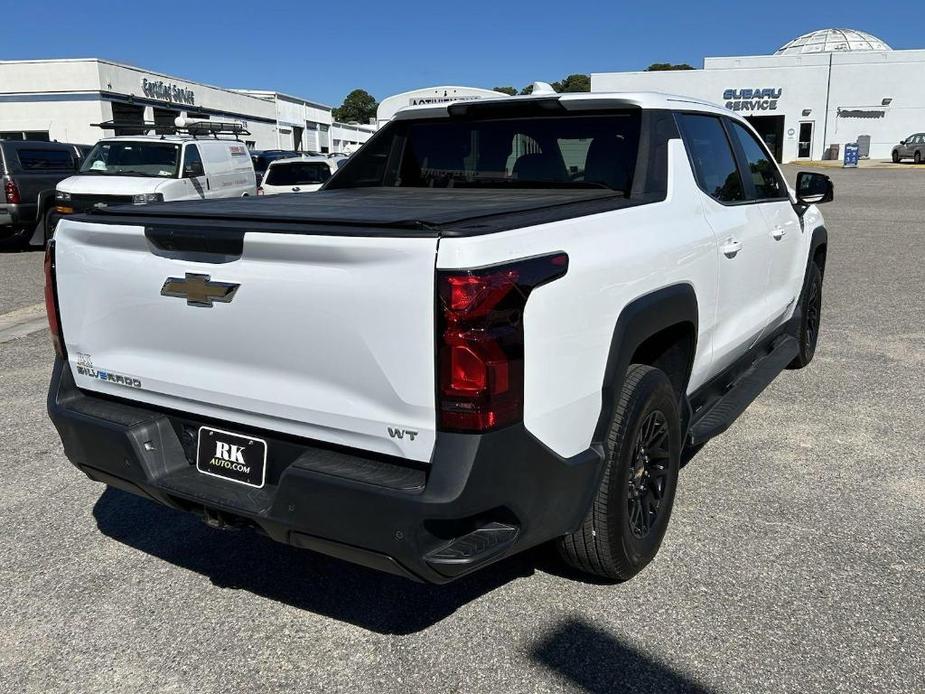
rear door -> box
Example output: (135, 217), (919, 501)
(678, 113), (770, 372)
(726, 118), (803, 327)
(53, 220), (440, 462)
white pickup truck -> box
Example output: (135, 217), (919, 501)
(45, 90), (832, 583)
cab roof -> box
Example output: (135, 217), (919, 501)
(391, 90), (738, 122)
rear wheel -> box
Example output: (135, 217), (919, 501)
(558, 364), (681, 581)
(915, 151), (922, 165)
(788, 262), (823, 369)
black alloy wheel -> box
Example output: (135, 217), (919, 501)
(627, 410), (671, 538)
(788, 261), (823, 369)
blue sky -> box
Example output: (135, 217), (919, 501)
(5, 1), (924, 107)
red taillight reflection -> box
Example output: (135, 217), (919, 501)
(4, 178), (21, 204)
(43, 242), (66, 359)
(436, 253), (568, 433)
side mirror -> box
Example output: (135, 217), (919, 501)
(796, 171), (834, 210)
(900, 139), (906, 145)
(183, 162), (204, 178)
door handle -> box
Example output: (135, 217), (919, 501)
(722, 239), (743, 257)
(771, 226), (786, 240)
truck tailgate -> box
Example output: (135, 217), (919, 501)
(53, 219), (439, 462)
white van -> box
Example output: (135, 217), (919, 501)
(53, 120), (256, 223)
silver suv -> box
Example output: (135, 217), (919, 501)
(891, 133), (925, 164)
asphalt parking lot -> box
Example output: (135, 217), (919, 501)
(1, 166), (923, 693)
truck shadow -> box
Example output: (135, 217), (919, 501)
(92, 486), (535, 635)
(531, 617), (713, 693)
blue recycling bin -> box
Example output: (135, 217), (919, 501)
(843, 143), (859, 168)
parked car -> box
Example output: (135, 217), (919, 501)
(45, 89), (832, 584)
(250, 149), (302, 185)
(52, 126), (256, 233)
(891, 133), (925, 163)
(0, 140), (88, 247)
(257, 156), (338, 194)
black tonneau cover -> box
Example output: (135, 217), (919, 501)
(77, 188), (642, 237)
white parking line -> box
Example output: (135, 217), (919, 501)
(0, 303), (48, 344)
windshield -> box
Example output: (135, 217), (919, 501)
(329, 110), (640, 192)
(265, 162), (332, 186)
(79, 141), (181, 178)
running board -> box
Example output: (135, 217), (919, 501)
(689, 335), (799, 446)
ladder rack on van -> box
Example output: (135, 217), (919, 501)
(90, 119), (251, 140)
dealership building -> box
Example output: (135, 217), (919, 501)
(0, 58), (374, 152)
(592, 29), (925, 162)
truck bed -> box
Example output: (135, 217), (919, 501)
(76, 187), (639, 236)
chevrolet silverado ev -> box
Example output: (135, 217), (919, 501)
(45, 88), (832, 583)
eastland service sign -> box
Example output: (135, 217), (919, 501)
(724, 88), (782, 112)
(141, 78), (196, 106)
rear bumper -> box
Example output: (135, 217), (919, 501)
(48, 360), (603, 583)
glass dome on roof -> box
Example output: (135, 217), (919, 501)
(775, 28), (892, 55)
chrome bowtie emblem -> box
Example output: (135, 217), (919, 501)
(160, 273), (240, 307)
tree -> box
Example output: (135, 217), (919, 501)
(519, 84), (534, 95)
(332, 89), (378, 124)
(493, 86), (518, 96)
(551, 74), (591, 93)
(645, 63), (695, 71)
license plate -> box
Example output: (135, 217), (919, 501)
(196, 426), (267, 488)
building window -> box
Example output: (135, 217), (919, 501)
(110, 102), (146, 136)
(1, 131), (51, 141)
(153, 107), (179, 135)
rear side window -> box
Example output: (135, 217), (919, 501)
(677, 114), (744, 203)
(727, 120), (787, 200)
(266, 162), (332, 186)
(17, 148), (75, 171)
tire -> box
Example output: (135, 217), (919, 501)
(892, 150), (900, 163)
(788, 261), (823, 369)
(557, 364), (681, 581)
(915, 151), (922, 165)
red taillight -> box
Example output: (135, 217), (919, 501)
(437, 253), (568, 433)
(4, 177), (21, 204)
(43, 242), (66, 359)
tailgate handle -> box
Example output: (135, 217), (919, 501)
(145, 226), (244, 260)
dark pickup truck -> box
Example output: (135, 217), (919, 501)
(0, 140), (90, 247)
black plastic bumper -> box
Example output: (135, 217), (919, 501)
(48, 360), (603, 583)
